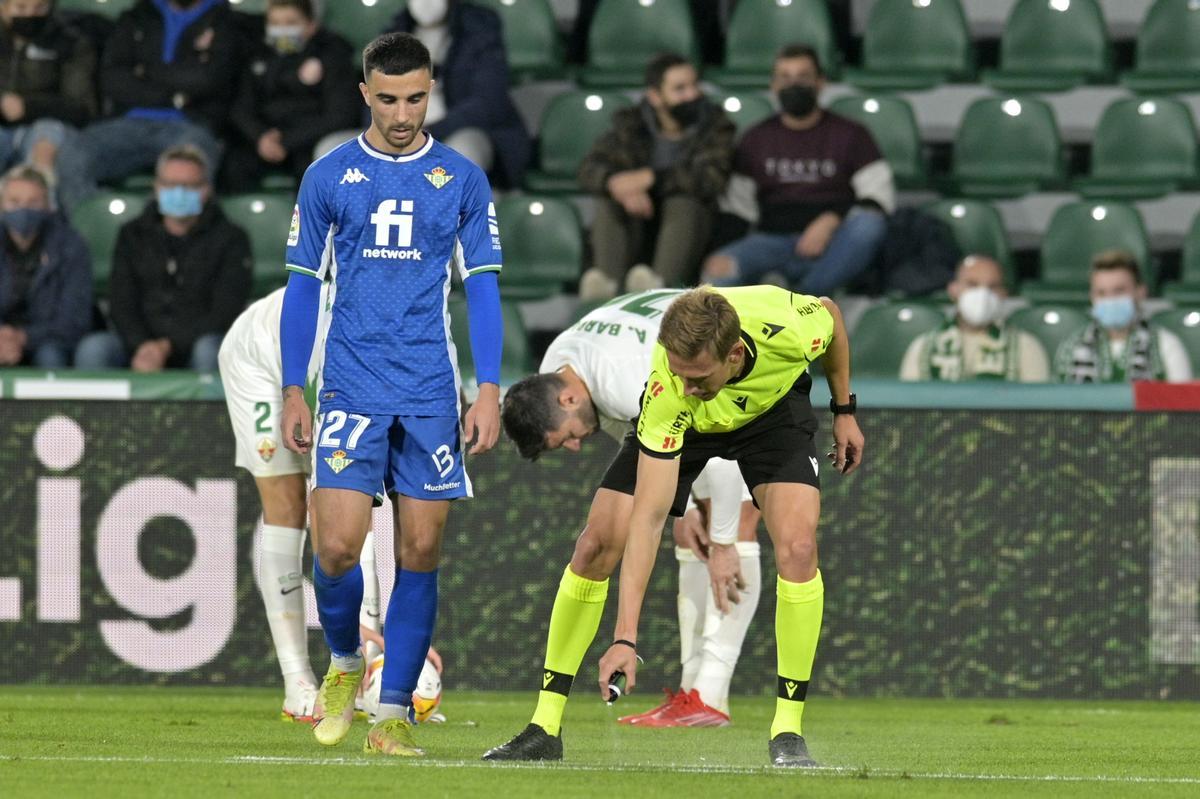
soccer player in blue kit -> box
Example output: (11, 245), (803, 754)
(279, 33), (503, 757)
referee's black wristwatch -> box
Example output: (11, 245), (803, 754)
(829, 393), (857, 415)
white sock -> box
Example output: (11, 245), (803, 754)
(260, 523), (315, 687)
(375, 702), (408, 722)
(331, 652), (363, 673)
(359, 530), (383, 662)
(693, 541), (762, 714)
(676, 546), (707, 692)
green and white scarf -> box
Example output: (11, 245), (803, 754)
(1056, 317), (1163, 383)
(921, 321), (1020, 382)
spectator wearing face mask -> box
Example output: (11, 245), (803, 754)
(74, 145), (251, 372)
(222, 0), (358, 192)
(702, 44), (893, 296)
(0, 164), (91, 367)
(387, 0), (531, 188)
(0, 0), (97, 211)
(1055, 250), (1192, 384)
(575, 52), (735, 300)
(900, 255), (1049, 382)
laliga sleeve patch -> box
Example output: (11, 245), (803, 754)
(287, 204), (300, 246)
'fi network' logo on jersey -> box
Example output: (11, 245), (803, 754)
(363, 199), (423, 261)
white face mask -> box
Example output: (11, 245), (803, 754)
(956, 286), (1003, 328)
(409, 0), (449, 27)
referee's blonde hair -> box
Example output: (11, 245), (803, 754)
(658, 286), (741, 361)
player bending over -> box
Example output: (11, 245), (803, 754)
(485, 286), (862, 767)
(280, 33), (502, 757)
(499, 290), (763, 727)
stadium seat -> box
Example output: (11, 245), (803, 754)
(325, 0), (401, 52)
(829, 95), (926, 189)
(580, 0), (698, 88)
(469, 0), (564, 82)
(924, 199), (1017, 289)
(950, 96), (1064, 198)
(1163, 210), (1200, 304)
(706, 0), (838, 87)
(985, 0), (1112, 92)
(219, 194), (295, 297)
(448, 297), (533, 384)
(1123, 0), (1200, 93)
(1005, 304), (1091, 366)
(1150, 308), (1200, 377)
(1023, 202), (1151, 304)
(57, 0), (137, 18)
(523, 90), (633, 193)
(843, 0), (973, 90)
(851, 301), (946, 378)
(1077, 97), (1200, 201)
(227, 0), (268, 13)
(708, 89), (775, 137)
(494, 195), (583, 300)
(72, 191), (147, 296)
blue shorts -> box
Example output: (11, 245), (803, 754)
(312, 411), (471, 501)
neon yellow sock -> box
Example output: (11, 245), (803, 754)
(770, 570), (823, 739)
(530, 566), (608, 736)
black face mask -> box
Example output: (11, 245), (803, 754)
(778, 84), (818, 118)
(9, 15), (48, 39)
(668, 96), (706, 128)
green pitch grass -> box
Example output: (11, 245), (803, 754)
(1, 687), (1198, 798)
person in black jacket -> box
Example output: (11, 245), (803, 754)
(0, 0), (98, 210)
(0, 164), (91, 367)
(80, 0), (242, 190)
(222, 0), (358, 192)
(74, 144), (251, 372)
(389, 0), (530, 189)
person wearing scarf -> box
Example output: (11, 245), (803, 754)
(901, 254), (1049, 382)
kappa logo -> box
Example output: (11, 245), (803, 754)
(809, 456), (819, 476)
(785, 681), (799, 698)
(340, 167), (370, 184)
(733, 396), (748, 411)
(324, 449), (354, 474)
(424, 165), (454, 189)
(543, 671), (553, 688)
(761, 322), (785, 339)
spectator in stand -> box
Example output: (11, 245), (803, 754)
(223, 0), (359, 192)
(387, 0), (530, 188)
(900, 255), (1049, 382)
(0, 0), (97, 211)
(576, 51), (735, 300)
(82, 0), (242, 190)
(74, 145), (251, 372)
(0, 165), (91, 367)
(1055, 250), (1192, 383)
(701, 44), (893, 296)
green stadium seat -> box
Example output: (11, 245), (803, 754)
(706, 0), (838, 88)
(951, 96), (1064, 198)
(708, 89), (775, 137)
(72, 191), (147, 296)
(985, 0), (1111, 92)
(1005, 304), (1091, 366)
(469, 0), (564, 82)
(494, 195), (583, 300)
(57, 0), (137, 19)
(325, 0), (401, 53)
(227, 0), (269, 13)
(829, 94), (926, 189)
(1123, 0), (1200, 93)
(1150, 308), (1200, 377)
(924, 199), (1017, 289)
(851, 301), (947, 378)
(1077, 97), (1200, 200)
(448, 297), (533, 384)
(580, 0), (698, 88)
(843, 0), (973, 91)
(1023, 201), (1151, 304)
(1162, 210), (1200, 304)
(219, 194), (295, 297)
(523, 90), (633, 193)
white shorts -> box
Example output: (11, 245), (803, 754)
(219, 333), (310, 479)
(689, 458), (754, 544)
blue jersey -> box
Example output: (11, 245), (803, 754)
(285, 133), (502, 416)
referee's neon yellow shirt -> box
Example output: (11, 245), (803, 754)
(635, 286), (834, 457)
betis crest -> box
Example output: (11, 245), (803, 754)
(424, 166), (454, 189)
(325, 449), (354, 474)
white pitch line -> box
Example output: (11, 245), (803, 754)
(2, 754), (1199, 785)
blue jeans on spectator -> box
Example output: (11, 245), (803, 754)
(74, 331), (222, 371)
(713, 208), (888, 295)
(0, 119), (92, 212)
(81, 117), (223, 186)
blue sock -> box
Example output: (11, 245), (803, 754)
(312, 555), (363, 658)
(380, 568), (438, 708)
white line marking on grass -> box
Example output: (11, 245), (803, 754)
(4, 754), (1200, 785)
